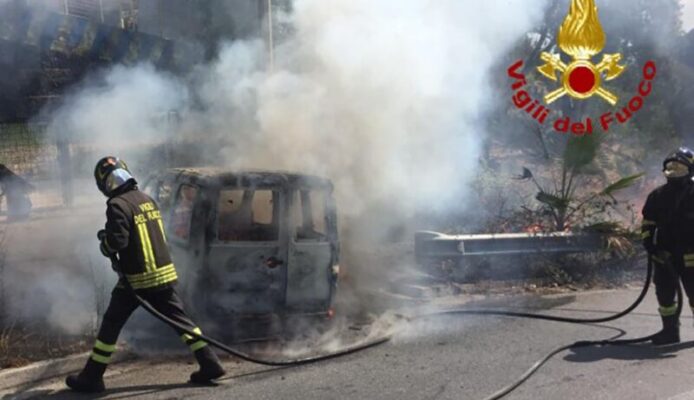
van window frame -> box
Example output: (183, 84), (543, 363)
(168, 182), (199, 246)
(289, 187), (333, 244)
(142, 174), (175, 212)
(213, 186), (283, 244)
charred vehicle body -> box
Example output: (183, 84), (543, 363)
(143, 168), (339, 340)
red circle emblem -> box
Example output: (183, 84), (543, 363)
(568, 66), (596, 94)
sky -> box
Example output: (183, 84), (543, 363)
(684, 0), (694, 31)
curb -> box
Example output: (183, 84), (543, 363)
(0, 351), (135, 391)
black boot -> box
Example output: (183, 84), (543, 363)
(651, 315), (680, 346)
(190, 346), (225, 384)
(65, 358), (107, 393)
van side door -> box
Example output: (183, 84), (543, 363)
(285, 187), (338, 313)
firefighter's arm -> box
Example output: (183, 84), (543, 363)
(100, 201), (130, 257)
(641, 193), (658, 254)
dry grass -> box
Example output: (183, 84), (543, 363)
(0, 321), (92, 368)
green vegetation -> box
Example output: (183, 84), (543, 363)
(447, 1), (694, 285)
(526, 134), (643, 232)
(483, 0), (692, 235)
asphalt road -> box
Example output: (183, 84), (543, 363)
(6, 287), (694, 400)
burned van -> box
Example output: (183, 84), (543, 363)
(142, 168), (339, 338)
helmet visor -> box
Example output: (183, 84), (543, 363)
(664, 161), (690, 179)
(104, 168), (134, 194)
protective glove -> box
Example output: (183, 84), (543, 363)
(642, 228), (657, 254)
(97, 230), (114, 258)
(99, 243), (111, 258)
(111, 261), (121, 273)
(642, 237), (657, 254)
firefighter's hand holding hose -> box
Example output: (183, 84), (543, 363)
(644, 230), (672, 270)
(97, 229), (120, 273)
(641, 222), (658, 255)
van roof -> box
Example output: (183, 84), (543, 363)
(164, 167), (333, 189)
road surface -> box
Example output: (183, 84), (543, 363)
(5, 287), (694, 400)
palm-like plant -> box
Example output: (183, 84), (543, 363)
(520, 135), (643, 231)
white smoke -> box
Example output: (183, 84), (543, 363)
(9, 265), (95, 335)
(47, 65), (188, 150)
(203, 0), (550, 214)
(23, 0), (551, 337)
(48, 0), (549, 216)
(684, 0), (694, 32)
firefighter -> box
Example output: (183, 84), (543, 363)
(66, 157), (225, 393)
(641, 147), (694, 345)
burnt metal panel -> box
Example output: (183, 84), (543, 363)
(149, 167), (338, 320)
(166, 168), (333, 191)
(285, 241), (333, 312)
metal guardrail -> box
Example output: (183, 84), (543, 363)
(415, 231), (606, 264)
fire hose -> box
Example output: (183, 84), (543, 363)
(109, 255), (389, 366)
(110, 255), (679, 399)
(435, 255), (684, 400)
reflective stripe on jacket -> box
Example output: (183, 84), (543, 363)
(103, 188), (177, 290)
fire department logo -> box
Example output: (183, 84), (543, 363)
(506, 0), (656, 134)
(536, 0), (625, 105)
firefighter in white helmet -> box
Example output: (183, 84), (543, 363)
(642, 147), (694, 345)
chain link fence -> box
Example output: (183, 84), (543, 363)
(0, 122), (180, 218)
(0, 123), (68, 214)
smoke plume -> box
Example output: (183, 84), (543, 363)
(50, 0), (549, 216)
(7, 0), (551, 340)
